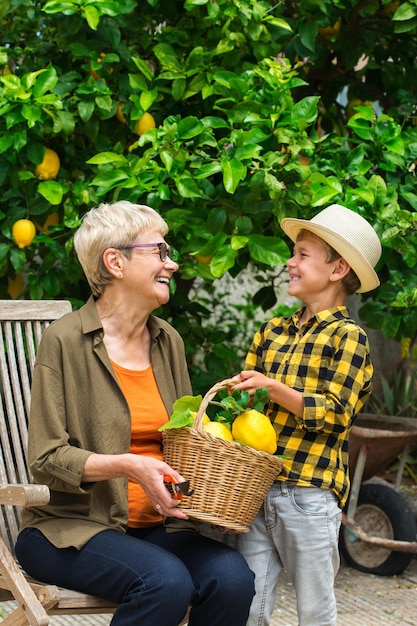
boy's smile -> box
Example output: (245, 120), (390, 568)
(286, 237), (335, 296)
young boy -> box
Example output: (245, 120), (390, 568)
(233, 204), (382, 626)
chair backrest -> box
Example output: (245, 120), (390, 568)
(0, 300), (72, 554)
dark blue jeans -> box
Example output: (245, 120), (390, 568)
(16, 526), (254, 626)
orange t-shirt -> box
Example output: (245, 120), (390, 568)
(111, 361), (168, 528)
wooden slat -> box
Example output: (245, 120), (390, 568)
(13, 321), (33, 418)
(0, 321), (24, 549)
(3, 322), (30, 481)
(45, 589), (117, 614)
(0, 301), (72, 321)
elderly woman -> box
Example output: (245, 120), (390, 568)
(15, 201), (254, 626)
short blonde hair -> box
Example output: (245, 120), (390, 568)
(298, 229), (361, 295)
(74, 201), (168, 297)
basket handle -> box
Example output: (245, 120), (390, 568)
(193, 378), (236, 433)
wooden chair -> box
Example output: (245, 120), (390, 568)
(0, 300), (189, 625)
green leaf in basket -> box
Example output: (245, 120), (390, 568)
(233, 389), (251, 409)
(213, 387), (269, 421)
(213, 410), (235, 425)
(158, 394), (203, 431)
(158, 409), (195, 431)
(217, 394), (246, 415)
(252, 387), (270, 413)
(172, 394), (202, 413)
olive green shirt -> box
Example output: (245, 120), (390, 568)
(19, 297), (192, 549)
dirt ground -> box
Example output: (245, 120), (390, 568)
(271, 556), (417, 625)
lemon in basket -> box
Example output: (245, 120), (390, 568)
(191, 411), (210, 425)
(232, 409), (277, 454)
(204, 421), (234, 441)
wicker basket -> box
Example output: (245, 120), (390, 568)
(162, 378), (284, 533)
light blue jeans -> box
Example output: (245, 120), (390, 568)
(236, 482), (342, 626)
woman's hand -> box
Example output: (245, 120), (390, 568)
(132, 456), (190, 519)
(83, 453), (189, 519)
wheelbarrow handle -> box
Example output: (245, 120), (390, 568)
(346, 443), (368, 522)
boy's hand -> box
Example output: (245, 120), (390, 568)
(231, 370), (270, 395)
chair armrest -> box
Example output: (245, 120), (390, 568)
(0, 484), (50, 507)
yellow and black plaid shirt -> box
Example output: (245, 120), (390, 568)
(245, 306), (373, 508)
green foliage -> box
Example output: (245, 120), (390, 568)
(158, 394), (203, 430)
(159, 386), (269, 430)
(215, 387), (270, 425)
(1, 0), (417, 391)
(367, 367), (417, 417)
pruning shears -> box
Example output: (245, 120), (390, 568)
(163, 475), (194, 500)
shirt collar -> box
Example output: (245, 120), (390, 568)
(79, 295), (103, 334)
(290, 306), (350, 330)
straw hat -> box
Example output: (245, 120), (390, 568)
(280, 204), (382, 293)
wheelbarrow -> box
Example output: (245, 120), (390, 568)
(339, 413), (417, 576)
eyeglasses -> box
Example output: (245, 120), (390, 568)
(121, 242), (174, 262)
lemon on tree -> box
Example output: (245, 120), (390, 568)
(318, 17), (341, 39)
(383, 0), (400, 13)
(7, 274), (24, 298)
(89, 52), (114, 80)
(232, 409), (277, 454)
(12, 219), (37, 249)
(204, 421), (234, 442)
(35, 212), (60, 234)
(346, 98), (374, 121)
(35, 148), (60, 180)
(194, 255), (212, 264)
(135, 112), (156, 136)
(116, 102), (127, 124)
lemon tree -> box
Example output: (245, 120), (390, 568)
(2, 0), (417, 391)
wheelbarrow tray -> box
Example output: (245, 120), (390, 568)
(349, 413), (417, 481)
